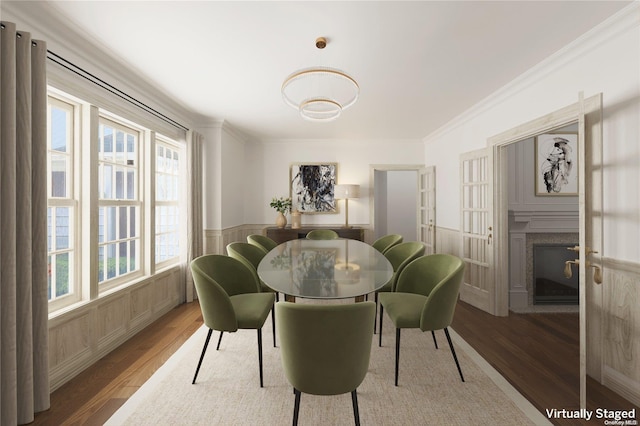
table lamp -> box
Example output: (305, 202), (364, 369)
(334, 184), (360, 228)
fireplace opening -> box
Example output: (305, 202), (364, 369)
(533, 243), (579, 305)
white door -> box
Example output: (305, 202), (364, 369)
(459, 149), (496, 314)
(578, 93), (604, 409)
(418, 166), (435, 254)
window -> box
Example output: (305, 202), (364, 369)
(46, 87), (186, 312)
(155, 138), (181, 265)
(97, 118), (141, 287)
(47, 96), (77, 305)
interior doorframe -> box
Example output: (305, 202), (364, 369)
(488, 94), (603, 407)
(489, 100), (586, 316)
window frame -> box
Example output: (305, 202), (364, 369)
(154, 135), (182, 269)
(47, 94), (82, 311)
(96, 115), (145, 292)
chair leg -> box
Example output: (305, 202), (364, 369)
(351, 389), (361, 426)
(192, 328), (213, 384)
(373, 292), (378, 334)
(395, 328), (401, 386)
(216, 331), (224, 350)
(271, 305), (277, 347)
(444, 327), (465, 382)
(257, 329), (264, 387)
(378, 304), (384, 347)
(431, 330), (438, 349)
(292, 388), (301, 426)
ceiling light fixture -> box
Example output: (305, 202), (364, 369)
(282, 37), (359, 122)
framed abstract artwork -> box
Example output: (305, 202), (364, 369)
(290, 163), (338, 213)
(535, 133), (578, 196)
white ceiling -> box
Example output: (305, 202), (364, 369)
(8, 1), (631, 140)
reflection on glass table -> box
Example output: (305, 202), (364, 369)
(257, 239), (393, 302)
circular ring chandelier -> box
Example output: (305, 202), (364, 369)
(282, 38), (359, 122)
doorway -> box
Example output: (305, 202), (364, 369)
(370, 164), (423, 242)
(489, 94), (603, 409)
(506, 123), (579, 312)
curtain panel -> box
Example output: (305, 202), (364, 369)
(0, 22), (50, 425)
(185, 130), (204, 302)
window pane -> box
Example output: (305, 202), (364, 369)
(107, 207), (116, 242)
(55, 252), (70, 297)
(103, 126), (113, 160)
(130, 206), (137, 237)
(56, 207), (70, 250)
(116, 169), (124, 199)
(119, 206), (128, 239)
(119, 241), (128, 275)
(50, 107), (68, 152)
(127, 170), (135, 200)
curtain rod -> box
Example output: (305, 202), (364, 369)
(46, 50), (190, 132)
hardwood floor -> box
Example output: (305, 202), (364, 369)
(452, 301), (639, 426)
(31, 300), (637, 425)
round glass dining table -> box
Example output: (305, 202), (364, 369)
(257, 238), (393, 302)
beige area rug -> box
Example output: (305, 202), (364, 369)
(106, 302), (550, 426)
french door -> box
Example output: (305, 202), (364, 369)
(418, 166), (435, 254)
(459, 149), (496, 314)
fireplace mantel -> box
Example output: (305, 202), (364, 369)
(509, 210), (578, 234)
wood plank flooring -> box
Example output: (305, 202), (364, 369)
(452, 301), (639, 426)
(31, 300), (637, 425)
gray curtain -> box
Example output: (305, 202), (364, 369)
(185, 130), (204, 302)
(0, 22), (50, 425)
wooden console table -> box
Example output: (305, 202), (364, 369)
(265, 226), (364, 244)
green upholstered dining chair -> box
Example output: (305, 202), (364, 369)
(247, 234), (278, 252)
(371, 234), (403, 254)
(305, 229), (339, 240)
(276, 301), (376, 426)
(378, 253), (466, 386)
(226, 242), (279, 347)
(190, 254), (275, 387)
(373, 242), (425, 333)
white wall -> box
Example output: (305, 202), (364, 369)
(425, 4), (640, 262)
(244, 139), (425, 228)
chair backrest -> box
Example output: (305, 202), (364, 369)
(276, 301), (376, 396)
(191, 255), (261, 332)
(384, 241), (426, 290)
(395, 254), (465, 331)
(372, 234), (403, 254)
(247, 234), (278, 252)
(227, 242), (267, 284)
(305, 229), (339, 240)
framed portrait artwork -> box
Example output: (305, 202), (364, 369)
(290, 163), (337, 213)
(535, 133), (578, 196)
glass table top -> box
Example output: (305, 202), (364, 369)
(257, 239), (393, 300)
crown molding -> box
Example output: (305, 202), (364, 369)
(2, 1), (199, 130)
(423, 2), (640, 144)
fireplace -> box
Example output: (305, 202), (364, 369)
(533, 244), (579, 305)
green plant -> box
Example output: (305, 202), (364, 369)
(270, 196), (292, 214)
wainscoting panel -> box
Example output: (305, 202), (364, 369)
(435, 227), (462, 256)
(48, 265), (184, 391)
(97, 295), (128, 348)
(601, 257), (640, 406)
(130, 284), (153, 329)
(49, 312), (92, 374)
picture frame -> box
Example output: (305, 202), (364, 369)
(290, 163), (338, 213)
(535, 133), (578, 196)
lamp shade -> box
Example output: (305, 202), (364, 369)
(334, 184), (360, 200)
